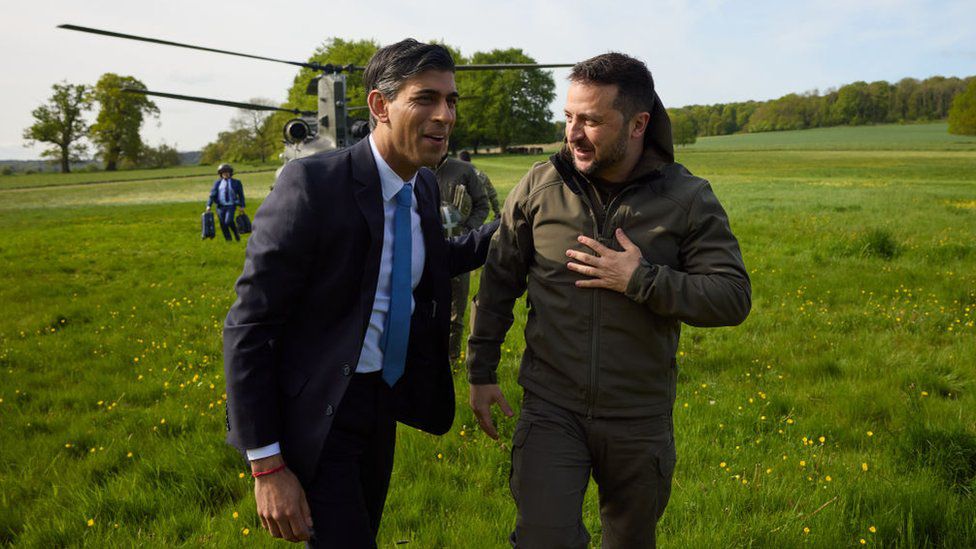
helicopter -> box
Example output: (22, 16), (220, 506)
(58, 24), (572, 167)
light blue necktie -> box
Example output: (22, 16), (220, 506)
(381, 183), (413, 387)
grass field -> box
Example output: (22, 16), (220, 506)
(685, 122), (976, 152)
(1, 125), (974, 547)
(0, 163), (278, 192)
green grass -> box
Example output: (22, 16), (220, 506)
(0, 163), (279, 191)
(684, 122), (976, 151)
(1, 127), (974, 546)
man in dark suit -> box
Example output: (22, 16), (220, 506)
(206, 163), (246, 241)
(223, 39), (495, 547)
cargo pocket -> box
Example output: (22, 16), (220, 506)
(509, 421), (533, 503)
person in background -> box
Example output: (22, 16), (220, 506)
(434, 153), (489, 363)
(459, 150), (501, 220)
(207, 163), (245, 242)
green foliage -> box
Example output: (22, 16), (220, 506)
(671, 75), (974, 139)
(458, 49), (556, 151)
(669, 109), (697, 146)
(948, 79), (976, 135)
(200, 98), (279, 164)
(89, 74), (159, 171)
(137, 143), (181, 169)
(21, 81), (91, 173)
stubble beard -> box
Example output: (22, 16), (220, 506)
(573, 126), (629, 178)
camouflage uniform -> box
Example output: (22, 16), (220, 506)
(434, 156), (489, 362)
(474, 168), (501, 219)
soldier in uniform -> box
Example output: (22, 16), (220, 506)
(434, 154), (489, 362)
(459, 150), (501, 219)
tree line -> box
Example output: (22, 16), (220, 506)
(668, 75), (976, 144)
(22, 74), (176, 173)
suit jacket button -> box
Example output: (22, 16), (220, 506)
(342, 365), (351, 376)
(325, 404), (334, 416)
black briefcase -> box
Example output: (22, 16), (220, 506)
(236, 212), (252, 234)
(202, 211), (216, 239)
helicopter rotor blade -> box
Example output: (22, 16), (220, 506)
(123, 88), (316, 116)
(58, 24), (353, 73)
(456, 63), (575, 71)
(341, 63), (573, 73)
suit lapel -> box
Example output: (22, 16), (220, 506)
(351, 139), (385, 333)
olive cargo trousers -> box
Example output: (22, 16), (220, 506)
(509, 391), (676, 548)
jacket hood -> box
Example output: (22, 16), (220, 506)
(553, 90), (674, 191)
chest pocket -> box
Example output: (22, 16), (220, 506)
(608, 201), (684, 269)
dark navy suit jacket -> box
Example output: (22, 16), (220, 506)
(223, 139), (495, 482)
(208, 178), (245, 208)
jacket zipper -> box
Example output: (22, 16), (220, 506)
(577, 182), (642, 419)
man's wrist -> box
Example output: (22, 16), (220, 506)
(250, 453), (285, 473)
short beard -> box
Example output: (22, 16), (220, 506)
(574, 126), (629, 178)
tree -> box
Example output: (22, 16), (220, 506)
(948, 79), (976, 135)
(200, 128), (254, 164)
(200, 98), (280, 164)
(138, 143), (181, 168)
(230, 98), (279, 163)
(89, 73), (159, 171)
(22, 81), (90, 173)
(669, 110), (697, 146)
(461, 49), (556, 151)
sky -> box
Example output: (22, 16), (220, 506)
(3, 0), (974, 160)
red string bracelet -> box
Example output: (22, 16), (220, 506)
(251, 463), (287, 478)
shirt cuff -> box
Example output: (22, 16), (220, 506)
(246, 442), (282, 461)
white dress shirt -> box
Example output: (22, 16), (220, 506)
(246, 136), (427, 461)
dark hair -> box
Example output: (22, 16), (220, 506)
(363, 39), (455, 127)
(458, 150), (471, 162)
(569, 52), (655, 120)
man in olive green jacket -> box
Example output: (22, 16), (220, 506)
(467, 53), (751, 548)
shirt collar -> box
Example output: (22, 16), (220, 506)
(368, 134), (417, 202)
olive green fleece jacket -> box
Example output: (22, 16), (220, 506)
(467, 145), (751, 418)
